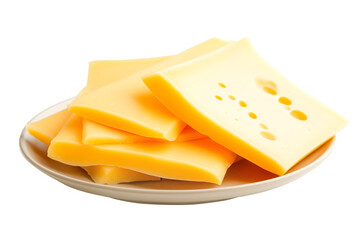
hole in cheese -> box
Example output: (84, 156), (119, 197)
(248, 112), (257, 119)
(260, 131), (276, 141)
(256, 79), (278, 95)
(259, 123), (268, 130)
(218, 82), (226, 88)
(239, 101), (247, 107)
(290, 110), (307, 121)
(279, 97), (292, 105)
(263, 86), (277, 95)
(228, 95), (236, 100)
(215, 95), (223, 100)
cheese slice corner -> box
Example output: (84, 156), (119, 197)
(84, 56), (170, 94)
(26, 109), (72, 146)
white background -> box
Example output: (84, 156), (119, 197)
(1, 0), (359, 239)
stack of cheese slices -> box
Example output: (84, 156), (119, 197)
(26, 38), (347, 185)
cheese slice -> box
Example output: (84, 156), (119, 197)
(82, 119), (146, 144)
(69, 38), (231, 140)
(143, 38), (347, 175)
(26, 110), (159, 184)
(48, 114), (237, 184)
(80, 57), (206, 144)
(82, 119), (206, 144)
(83, 166), (160, 184)
(26, 109), (72, 146)
(82, 56), (170, 95)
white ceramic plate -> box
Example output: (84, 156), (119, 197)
(19, 99), (335, 204)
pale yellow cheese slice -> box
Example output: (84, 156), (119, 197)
(143, 38), (347, 175)
(48, 115), (237, 184)
(82, 118), (206, 144)
(69, 38), (231, 140)
(26, 110), (159, 184)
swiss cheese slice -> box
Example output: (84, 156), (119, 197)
(48, 115), (237, 184)
(143, 38), (347, 175)
(82, 119), (206, 144)
(26, 110), (159, 184)
(69, 38), (231, 140)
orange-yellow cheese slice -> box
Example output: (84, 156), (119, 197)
(26, 110), (72, 146)
(82, 119), (205, 145)
(82, 119), (146, 144)
(79, 56), (205, 144)
(80, 56), (169, 96)
(82, 166), (160, 184)
(26, 110), (159, 184)
(69, 38), (231, 140)
(48, 115), (237, 184)
(143, 38), (347, 175)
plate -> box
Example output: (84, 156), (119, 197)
(19, 99), (335, 204)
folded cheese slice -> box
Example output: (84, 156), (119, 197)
(69, 38), (231, 140)
(48, 115), (237, 184)
(82, 119), (206, 144)
(143, 38), (347, 175)
(26, 110), (159, 184)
